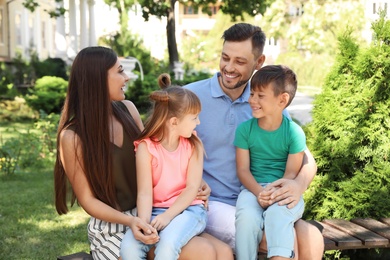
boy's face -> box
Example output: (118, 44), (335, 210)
(219, 39), (264, 92)
(249, 85), (284, 119)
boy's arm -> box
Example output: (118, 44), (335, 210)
(283, 151), (305, 180)
(151, 145), (203, 230)
(236, 147), (263, 197)
(136, 142), (154, 224)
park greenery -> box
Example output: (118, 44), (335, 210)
(1, 2), (390, 260)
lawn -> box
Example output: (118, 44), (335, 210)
(0, 165), (90, 259)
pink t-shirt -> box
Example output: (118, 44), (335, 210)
(134, 137), (203, 207)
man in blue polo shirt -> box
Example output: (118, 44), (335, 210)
(185, 23), (324, 259)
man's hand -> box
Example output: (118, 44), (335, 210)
(129, 216), (159, 244)
(260, 179), (304, 209)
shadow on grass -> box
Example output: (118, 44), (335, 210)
(0, 169), (90, 259)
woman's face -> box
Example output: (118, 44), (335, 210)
(107, 58), (130, 101)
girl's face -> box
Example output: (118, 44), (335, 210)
(177, 113), (200, 138)
(107, 59), (129, 101)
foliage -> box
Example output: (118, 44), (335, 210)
(127, 69), (211, 115)
(0, 113), (58, 175)
(0, 97), (38, 121)
(25, 76), (68, 114)
(32, 56), (69, 80)
(0, 62), (15, 97)
(304, 15), (390, 221)
(276, 51), (334, 88)
(137, 0), (274, 68)
(262, 0), (366, 56)
(100, 29), (157, 75)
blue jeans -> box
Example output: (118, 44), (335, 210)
(235, 185), (304, 260)
(120, 204), (207, 260)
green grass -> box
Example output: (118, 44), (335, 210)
(0, 168), (90, 259)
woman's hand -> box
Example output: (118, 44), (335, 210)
(196, 179), (211, 209)
(129, 216), (159, 245)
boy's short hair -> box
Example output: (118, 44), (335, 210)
(251, 65), (297, 107)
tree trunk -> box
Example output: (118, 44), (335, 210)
(166, 0), (179, 70)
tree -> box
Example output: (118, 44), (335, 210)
(304, 13), (390, 223)
(138, 0), (275, 69)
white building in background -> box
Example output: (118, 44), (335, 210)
(0, 0), (388, 63)
(0, 0), (115, 62)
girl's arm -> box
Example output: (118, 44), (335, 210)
(236, 147), (263, 197)
(151, 145), (204, 231)
(59, 130), (158, 244)
(135, 141), (154, 224)
(283, 151), (304, 180)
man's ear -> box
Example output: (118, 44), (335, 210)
(255, 54), (266, 70)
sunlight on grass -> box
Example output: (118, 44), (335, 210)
(19, 207), (89, 231)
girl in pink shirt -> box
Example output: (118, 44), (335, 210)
(120, 73), (208, 260)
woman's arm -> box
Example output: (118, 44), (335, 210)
(59, 130), (158, 244)
(151, 144), (204, 231)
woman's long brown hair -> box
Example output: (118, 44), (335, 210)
(54, 46), (140, 214)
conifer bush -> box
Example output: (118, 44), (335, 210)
(304, 14), (390, 221)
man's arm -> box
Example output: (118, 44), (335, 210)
(259, 149), (317, 209)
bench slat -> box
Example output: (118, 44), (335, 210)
(57, 251), (93, 260)
(351, 218), (390, 240)
(323, 219), (389, 247)
(380, 218), (390, 226)
(306, 220), (336, 250)
(319, 221), (363, 249)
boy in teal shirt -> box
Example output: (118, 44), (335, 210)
(234, 65), (306, 260)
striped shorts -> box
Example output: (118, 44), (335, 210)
(87, 208), (137, 260)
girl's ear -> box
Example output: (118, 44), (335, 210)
(169, 117), (178, 126)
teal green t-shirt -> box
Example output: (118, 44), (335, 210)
(234, 116), (306, 183)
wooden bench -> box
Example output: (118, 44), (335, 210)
(58, 218), (390, 259)
(257, 218), (390, 259)
(308, 217), (390, 251)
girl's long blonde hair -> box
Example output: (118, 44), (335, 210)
(137, 73), (203, 154)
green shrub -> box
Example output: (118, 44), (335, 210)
(25, 76), (68, 114)
(0, 97), (38, 121)
(304, 14), (390, 221)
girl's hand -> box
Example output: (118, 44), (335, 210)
(151, 213), (172, 231)
(129, 216), (159, 244)
(196, 180), (210, 209)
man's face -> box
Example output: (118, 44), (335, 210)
(219, 39), (264, 91)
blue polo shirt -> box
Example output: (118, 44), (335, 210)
(185, 72), (290, 206)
